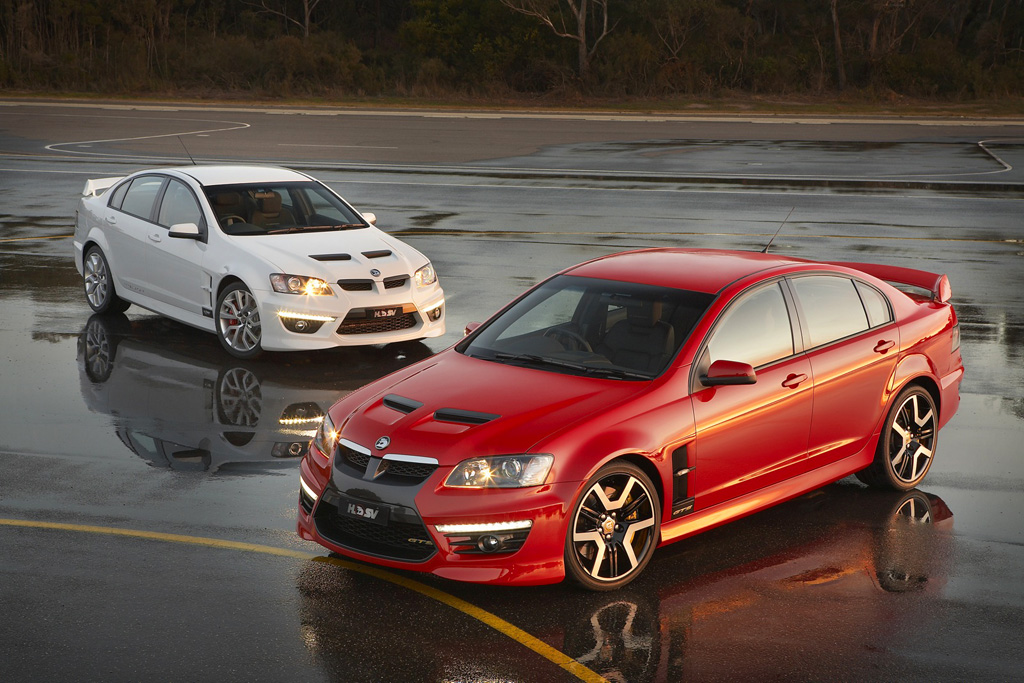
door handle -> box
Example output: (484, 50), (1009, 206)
(782, 373), (808, 388)
(106, 216), (116, 224)
(873, 339), (895, 353)
(149, 233), (162, 243)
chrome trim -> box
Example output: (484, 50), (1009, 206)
(384, 453), (439, 465)
(340, 438), (371, 456)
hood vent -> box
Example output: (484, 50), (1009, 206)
(383, 394), (423, 414)
(362, 249), (393, 259)
(311, 253), (352, 262)
(434, 408), (501, 426)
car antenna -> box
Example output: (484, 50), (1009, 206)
(177, 136), (197, 165)
(762, 207), (795, 254)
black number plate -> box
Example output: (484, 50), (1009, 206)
(370, 307), (400, 319)
(337, 493), (390, 526)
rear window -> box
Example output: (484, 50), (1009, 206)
(791, 275), (870, 348)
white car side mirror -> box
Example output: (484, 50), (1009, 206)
(362, 212), (377, 226)
(169, 222), (201, 239)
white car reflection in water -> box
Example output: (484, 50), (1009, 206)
(76, 314), (431, 473)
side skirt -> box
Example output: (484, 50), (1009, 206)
(658, 448), (874, 547)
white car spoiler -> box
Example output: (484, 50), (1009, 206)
(82, 177), (123, 197)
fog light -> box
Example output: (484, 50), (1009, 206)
(278, 310), (333, 334)
(427, 304), (443, 322)
(478, 535), (501, 553)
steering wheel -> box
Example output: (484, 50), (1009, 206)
(544, 327), (593, 352)
(221, 215), (247, 226)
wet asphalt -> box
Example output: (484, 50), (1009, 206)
(1, 100), (1023, 682)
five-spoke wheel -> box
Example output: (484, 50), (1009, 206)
(565, 462), (660, 590)
(857, 385), (938, 490)
(217, 282), (263, 359)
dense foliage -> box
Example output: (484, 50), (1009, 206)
(1, 0), (1021, 99)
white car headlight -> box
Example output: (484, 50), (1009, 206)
(414, 263), (437, 288)
(444, 454), (553, 488)
(312, 412), (339, 458)
(270, 273), (334, 296)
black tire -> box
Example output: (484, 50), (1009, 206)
(857, 385), (938, 491)
(216, 282), (263, 359)
(82, 246), (130, 314)
(565, 461), (661, 591)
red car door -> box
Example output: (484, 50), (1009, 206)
(790, 275), (899, 467)
(690, 282), (813, 510)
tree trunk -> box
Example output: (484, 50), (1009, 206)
(830, 0), (847, 90)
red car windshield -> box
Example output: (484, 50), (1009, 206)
(459, 275), (713, 379)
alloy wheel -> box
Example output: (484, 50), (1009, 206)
(83, 250), (110, 309)
(887, 393), (936, 484)
(218, 287), (262, 355)
(568, 465), (658, 588)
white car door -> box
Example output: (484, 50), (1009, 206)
(106, 175), (166, 301)
(148, 177), (210, 318)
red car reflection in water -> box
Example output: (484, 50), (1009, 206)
(297, 249), (964, 589)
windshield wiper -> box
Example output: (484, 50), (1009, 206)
(582, 366), (651, 380)
(492, 352), (590, 372)
(491, 352), (649, 379)
(266, 223), (364, 235)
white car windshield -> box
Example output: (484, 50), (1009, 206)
(203, 181), (367, 235)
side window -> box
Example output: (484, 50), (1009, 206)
(157, 179), (203, 229)
(120, 176), (164, 221)
(792, 275), (870, 348)
(855, 281), (892, 328)
(708, 283), (794, 368)
(108, 181), (130, 210)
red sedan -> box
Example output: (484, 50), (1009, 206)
(297, 249), (963, 590)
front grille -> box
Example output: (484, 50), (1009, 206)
(338, 444), (370, 473)
(338, 312), (417, 335)
(314, 493), (436, 562)
(383, 460), (437, 480)
(383, 276), (407, 289)
(337, 279), (373, 292)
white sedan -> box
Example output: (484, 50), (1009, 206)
(73, 165), (445, 358)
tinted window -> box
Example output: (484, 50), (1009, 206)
(460, 275), (713, 378)
(203, 181), (365, 235)
(855, 281), (892, 328)
(792, 276), (870, 347)
(708, 282), (794, 368)
(157, 179), (203, 229)
(120, 176), (164, 220)
(108, 181), (130, 210)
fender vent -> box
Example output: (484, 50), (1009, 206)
(383, 394), (423, 414)
(433, 408), (500, 426)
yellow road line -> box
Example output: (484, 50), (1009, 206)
(0, 517), (608, 683)
(0, 234), (73, 242)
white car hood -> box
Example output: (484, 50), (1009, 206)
(236, 227), (426, 281)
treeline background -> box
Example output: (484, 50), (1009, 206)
(2, 0), (1022, 100)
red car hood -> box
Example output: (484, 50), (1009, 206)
(336, 351), (647, 465)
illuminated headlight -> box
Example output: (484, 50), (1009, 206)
(444, 454), (553, 488)
(312, 412), (339, 459)
(270, 273), (334, 296)
(414, 263), (437, 288)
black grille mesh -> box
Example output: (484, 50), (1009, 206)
(338, 312), (416, 335)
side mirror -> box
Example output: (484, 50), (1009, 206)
(464, 321), (482, 337)
(701, 359), (756, 386)
(169, 222), (201, 240)
(362, 212), (377, 226)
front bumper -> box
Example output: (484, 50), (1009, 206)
(255, 287), (445, 351)
(296, 447), (579, 586)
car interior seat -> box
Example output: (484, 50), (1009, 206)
(597, 299), (675, 373)
(250, 191), (295, 228)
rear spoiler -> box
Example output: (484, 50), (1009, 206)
(828, 261), (952, 303)
(82, 177), (123, 197)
